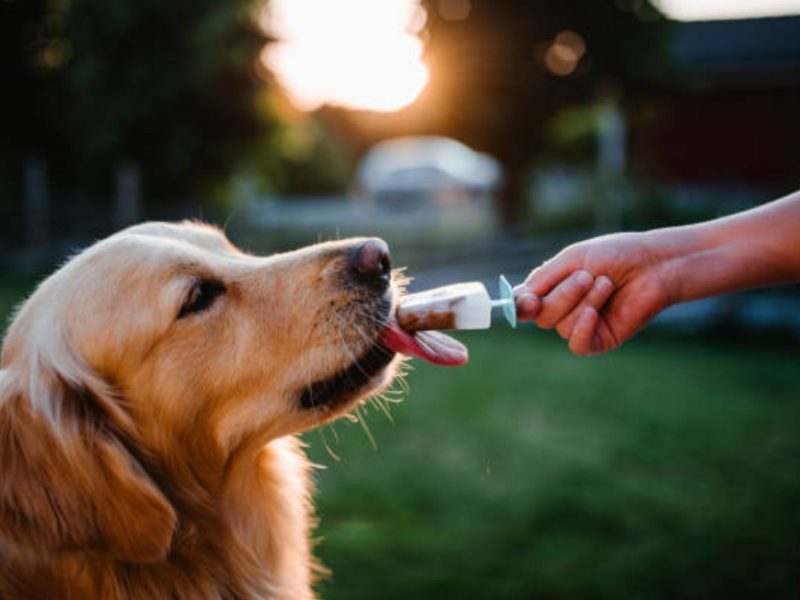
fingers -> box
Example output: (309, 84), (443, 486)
(514, 265), (618, 355)
(533, 270), (594, 329)
(554, 275), (614, 340)
(518, 249), (582, 297)
(567, 307), (619, 356)
(568, 307), (600, 355)
(515, 292), (541, 321)
(515, 244), (586, 322)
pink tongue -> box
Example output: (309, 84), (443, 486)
(381, 320), (468, 366)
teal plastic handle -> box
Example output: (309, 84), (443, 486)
(498, 275), (517, 328)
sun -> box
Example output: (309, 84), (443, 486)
(260, 0), (429, 113)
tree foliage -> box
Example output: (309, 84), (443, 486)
(1, 0), (272, 202)
(418, 0), (671, 223)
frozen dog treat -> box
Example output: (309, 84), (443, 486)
(396, 275), (517, 332)
(381, 276), (516, 367)
(397, 282), (492, 331)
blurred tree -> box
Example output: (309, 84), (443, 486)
(246, 98), (354, 197)
(59, 0), (271, 205)
(0, 0), (63, 202)
(418, 0), (670, 227)
(1, 0), (273, 210)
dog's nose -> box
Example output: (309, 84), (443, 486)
(349, 238), (391, 286)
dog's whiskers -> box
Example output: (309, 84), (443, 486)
(350, 309), (394, 361)
(371, 394), (395, 425)
(335, 328), (374, 419)
(336, 328), (373, 384)
(300, 336), (315, 410)
(333, 325), (383, 448)
(316, 428), (341, 462)
(351, 318), (408, 425)
(353, 404), (377, 450)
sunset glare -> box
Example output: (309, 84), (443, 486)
(656, 0), (800, 20)
(261, 0), (429, 113)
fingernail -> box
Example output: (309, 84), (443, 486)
(516, 294), (539, 317)
(576, 270), (593, 287)
(595, 275), (613, 293)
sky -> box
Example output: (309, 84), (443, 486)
(262, 0), (800, 113)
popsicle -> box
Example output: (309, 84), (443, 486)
(380, 275), (517, 367)
(396, 275), (517, 332)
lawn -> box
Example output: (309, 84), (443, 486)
(305, 328), (800, 599)
(1, 276), (798, 598)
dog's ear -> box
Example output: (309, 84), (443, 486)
(0, 364), (176, 563)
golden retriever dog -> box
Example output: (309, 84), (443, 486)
(0, 221), (424, 599)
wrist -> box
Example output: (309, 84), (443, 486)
(648, 216), (789, 304)
(630, 193), (800, 308)
(640, 225), (707, 306)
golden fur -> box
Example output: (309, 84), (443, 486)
(0, 222), (401, 599)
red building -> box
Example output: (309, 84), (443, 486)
(634, 16), (800, 188)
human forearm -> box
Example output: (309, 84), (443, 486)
(650, 191), (800, 304)
(517, 190), (800, 355)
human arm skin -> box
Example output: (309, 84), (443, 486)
(514, 190), (800, 355)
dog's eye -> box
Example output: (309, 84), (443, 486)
(178, 280), (226, 319)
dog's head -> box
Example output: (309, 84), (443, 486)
(0, 221), (401, 563)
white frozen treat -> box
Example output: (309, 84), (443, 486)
(396, 282), (492, 331)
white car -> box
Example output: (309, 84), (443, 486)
(355, 136), (502, 209)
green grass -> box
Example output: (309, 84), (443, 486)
(2, 275), (798, 598)
(305, 329), (800, 599)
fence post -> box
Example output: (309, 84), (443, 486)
(596, 95), (627, 232)
(23, 154), (50, 268)
(112, 160), (142, 230)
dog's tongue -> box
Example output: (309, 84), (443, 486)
(381, 320), (468, 366)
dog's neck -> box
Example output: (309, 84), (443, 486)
(134, 433), (318, 599)
(14, 433), (316, 600)
(221, 436), (318, 596)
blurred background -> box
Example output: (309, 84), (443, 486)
(1, 0), (800, 597)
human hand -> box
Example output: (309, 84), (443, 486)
(514, 232), (676, 355)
